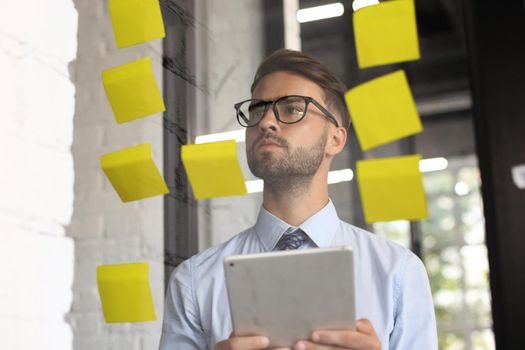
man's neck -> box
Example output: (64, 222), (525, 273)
(262, 173), (329, 227)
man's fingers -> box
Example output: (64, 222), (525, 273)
(215, 335), (269, 350)
(310, 330), (369, 348)
(216, 320), (380, 350)
(228, 336), (269, 350)
(356, 319), (378, 337)
(294, 340), (346, 350)
(308, 319), (381, 349)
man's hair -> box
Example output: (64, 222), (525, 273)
(250, 49), (349, 129)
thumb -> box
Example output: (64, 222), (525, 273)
(356, 319), (377, 336)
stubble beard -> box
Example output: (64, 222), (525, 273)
(247, 126), (329, 192)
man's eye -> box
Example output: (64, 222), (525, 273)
(284, 105), (304, 115)
(249, 107), (265, 119)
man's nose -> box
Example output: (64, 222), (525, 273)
(258, 106), (279, 132)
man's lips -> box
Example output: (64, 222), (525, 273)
(257, 140), (282, 149)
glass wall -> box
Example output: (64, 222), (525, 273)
(177, 1), (495, 349)
(298, 1), (494, 349)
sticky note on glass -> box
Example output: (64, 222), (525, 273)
(109, 0), (165, 48)
(353, 0), (420, 68)
(345, 70), (422, 151)
(182, 140), (247, 199)
(102, 56), (165, 124)
(357, 155), (428, 223)
(97, 262), (156, 323)
(101, 143), (169, 202)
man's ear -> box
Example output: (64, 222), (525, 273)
(327, 126), (347, 156)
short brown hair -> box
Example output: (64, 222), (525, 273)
(251, 49), (349, 128)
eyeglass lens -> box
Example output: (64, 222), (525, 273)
(238, 96), (307, 126)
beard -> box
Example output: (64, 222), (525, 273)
(247, 126), (328, 185)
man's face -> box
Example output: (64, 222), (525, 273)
(245, 71), (334, 183)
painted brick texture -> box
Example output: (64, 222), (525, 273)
(0, 0), (78, 349)
(69, 0), (164, 349)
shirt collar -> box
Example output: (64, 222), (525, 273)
(254, 200), (340, 251)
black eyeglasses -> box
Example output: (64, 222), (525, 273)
(234, 95), (340, 128)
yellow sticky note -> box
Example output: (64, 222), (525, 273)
(101, 143), (169, 202)
(354, 0), (420, 68)
(345, 70), (422, 151)
(102, 56), (166, 124)
(97, 262), (157, 323)
(109, 0), (166, 48)
(357, 155), (428, 223)
(182, 140), (247, 199)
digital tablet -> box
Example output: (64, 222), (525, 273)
(224, 246), (355, 348)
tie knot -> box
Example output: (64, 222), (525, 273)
(274, 228), (309, 251)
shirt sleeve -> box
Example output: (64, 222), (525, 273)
(389, 251), (438, 350)
(159, 258), (208, 350)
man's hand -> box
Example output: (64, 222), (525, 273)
(215, 334), (291, 350)
(293, 319), (381, 350)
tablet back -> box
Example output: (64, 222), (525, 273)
(224, 246), (355, 348)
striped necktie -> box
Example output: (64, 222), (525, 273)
(274, 227), (310, 250)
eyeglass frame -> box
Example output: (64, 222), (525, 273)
(234, 94), (340, 128)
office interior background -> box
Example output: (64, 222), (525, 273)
(1, 0), (524, 349)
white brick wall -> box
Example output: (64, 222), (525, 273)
(0, 0), (78, 349)
(68, 0), (165, 349)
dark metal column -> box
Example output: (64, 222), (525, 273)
(263, 0), (285, 56)
(341, 2), (368, 231)
(162, 0), (199, 287)
(464, 0), (525, 347)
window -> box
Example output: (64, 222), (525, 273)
(375, 155), (494, 349)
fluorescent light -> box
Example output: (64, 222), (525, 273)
(195, 129), (245, 144)
(352, 0), (379, 11)
(328, 168), (354, 184)
(419, 157), (448, 173)
(296, 3), (345, 23)
(246, 179), (264, 194)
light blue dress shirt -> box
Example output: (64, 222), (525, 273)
(159, 201), (437, 349)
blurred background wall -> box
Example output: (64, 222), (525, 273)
(0, 1), (77, 348)
(193, 0), (265, 250)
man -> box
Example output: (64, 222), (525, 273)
(159, 49), (437, 350)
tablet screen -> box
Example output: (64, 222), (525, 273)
(224, 246), (356, 348)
